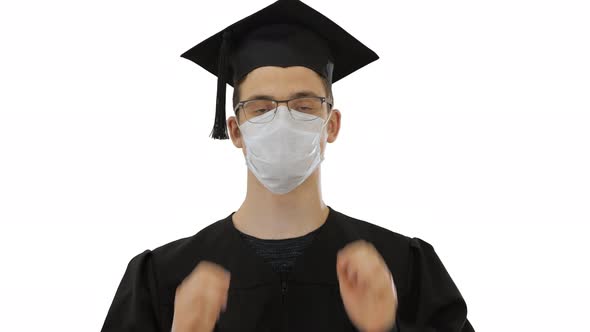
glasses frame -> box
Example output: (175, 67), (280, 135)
(234, 96), (333, 123)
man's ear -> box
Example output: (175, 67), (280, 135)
(326, 109), (341, 143)
(227, 116), (244, 149)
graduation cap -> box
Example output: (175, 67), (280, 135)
(180, 0), (379, 140)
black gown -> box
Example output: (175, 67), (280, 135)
(100, 206), (475, 332)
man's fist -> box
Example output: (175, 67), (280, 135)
(171, 260), (231, 332)
(336, 240), (398, 332)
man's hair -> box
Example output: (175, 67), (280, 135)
(232, 75), (334, 120)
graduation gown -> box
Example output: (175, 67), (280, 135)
(101, 206), (475, 332)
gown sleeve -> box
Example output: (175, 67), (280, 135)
(100, 249), (163, 332)
(393, 237), (475, 332)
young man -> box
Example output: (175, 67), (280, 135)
(101, 1), (475, 331)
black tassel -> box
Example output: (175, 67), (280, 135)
(210, 29), (232, 140)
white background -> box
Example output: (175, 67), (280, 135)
(1, 0), (589, 331)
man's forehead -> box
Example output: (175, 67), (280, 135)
(240, 66), (326, 100)
(242, 65), (324, 81)
(242, 90), (323, 101)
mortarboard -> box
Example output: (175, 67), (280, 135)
(180, 0), (379, 140)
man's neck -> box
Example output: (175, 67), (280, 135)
(232, 168), (329, 240)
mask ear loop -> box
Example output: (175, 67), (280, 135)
(318, 109), (334, 160)
(234, 105), (251, 152)
(320, 108), (333, 134)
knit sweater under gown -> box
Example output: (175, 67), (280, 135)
(235, 221), (326, 274)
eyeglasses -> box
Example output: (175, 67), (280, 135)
(234, 96), (333, 124)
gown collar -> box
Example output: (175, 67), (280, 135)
(219, 205), (361, 289)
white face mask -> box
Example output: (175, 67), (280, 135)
(238, 105), (332, 195)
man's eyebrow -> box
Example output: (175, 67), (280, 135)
(244, 90), (321, 100)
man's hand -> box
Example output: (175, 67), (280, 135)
(337, 240), (398, 332)
(171, 260), (231, 332)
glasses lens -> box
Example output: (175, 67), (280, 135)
(288, 97), (325, 121)
(243, 99), (277, 123)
